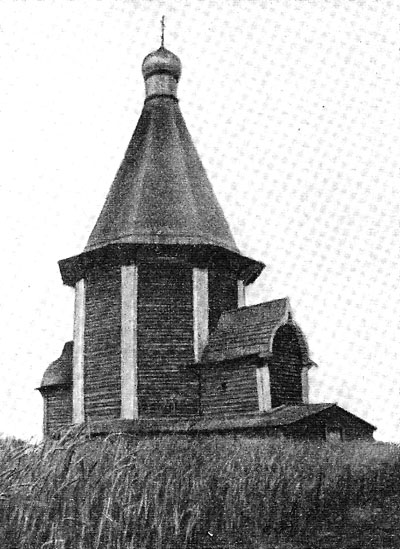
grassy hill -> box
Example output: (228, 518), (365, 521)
(0, 432), (399, 548)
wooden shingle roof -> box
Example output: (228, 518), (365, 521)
(87, 404), (376, 435)
(39, 341), (73, 389)
(202, 298), (291, 362)
(59, 46), (265, 287)
(262, 403), (333, 425)
(85, 96), (239, 255)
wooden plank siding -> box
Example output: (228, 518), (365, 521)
(283, 422), (327, 441)
(201, 361), (259, 415)
(137, 262), (198, 416)
(84, 266), (122, 421)
(44, 387), (72, 435)
(270, 324), (303, 407)
(208, 266), (238, 334)
(274, 407), (375, 441)
(315, 405), (375, 441)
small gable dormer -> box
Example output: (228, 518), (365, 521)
(200, 298), (314, 415)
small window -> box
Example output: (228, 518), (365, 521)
(326, 426), (343, 442)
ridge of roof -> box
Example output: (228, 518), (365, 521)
(222, 297), (290, 315)
(264, 403), (334, 425)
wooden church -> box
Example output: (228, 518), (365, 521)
(38, 43), (375, 442)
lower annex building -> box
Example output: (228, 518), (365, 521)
(38, 43), (375, 442)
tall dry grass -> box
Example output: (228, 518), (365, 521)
(0, 432), (399, 548)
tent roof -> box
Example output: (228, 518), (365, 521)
(85, 95), (240, 254)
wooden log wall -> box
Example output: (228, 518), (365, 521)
(270, 324), (303, 408)
(201, 361), (259, 415)
(44, 387), (72, 435)
(208, 265), (238, 334)
(84, 265), (121, 421)
(137, 261), (198, 416)
(279, 407), (374, 441)
(284, 422), (326, 441)
(317, 406), (375, 441)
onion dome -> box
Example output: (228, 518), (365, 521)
(141, 46), (182, 99)
(142, 46), (182, 82)
(39, 341), (73, 389)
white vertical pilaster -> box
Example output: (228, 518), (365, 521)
(237, 280), (246, 308)
(256, 364), (272, 412)
(43, 397), (48, 435)
(193, 268), (209, 362)
(301, 367), (309, 404)
(121, 264), (138, 419)
(72, 278), (85, 424)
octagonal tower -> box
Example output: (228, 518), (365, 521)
(42, 45), (263, 431)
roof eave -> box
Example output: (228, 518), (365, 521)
(59, 243), (264, 287)
(36, 382), (72, 393)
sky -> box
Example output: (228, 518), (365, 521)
(0, 0), (398, 441)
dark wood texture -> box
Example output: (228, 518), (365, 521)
(317, 405), (375, 441)
(84, 97), (240, 255)
(282, 407), (375, 441)
(44, 387), (72, 436)
(201, 360), (259, 415)
(270, 324), (303, 407)
(203, 299), (289, 363)
(137, 261), (197, 416)
(208, 264), (238, 334)
(84, 265), (121, 421)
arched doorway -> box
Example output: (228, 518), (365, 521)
(270, 322), (309, 408)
